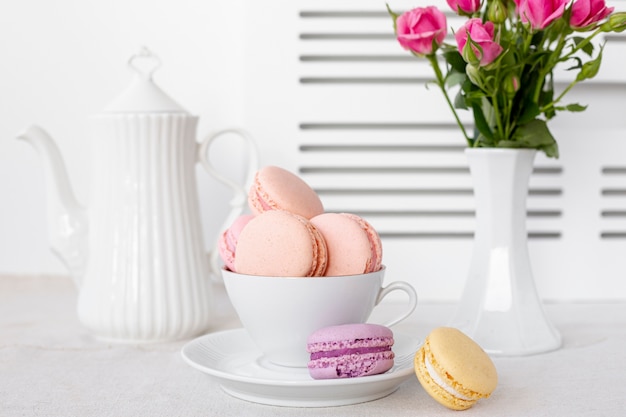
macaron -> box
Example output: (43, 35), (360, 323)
(248, 165), (324, 219)
(218, 214), (255, 272)
(311, 213), (382, 276)
(415, 327), (498, 410)
(307, 323), (394, 379)
(234, 210), (328, 277)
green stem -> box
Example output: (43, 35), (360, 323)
(522, 22), (534, 54)
(541, 79), (578, 112)
(560, 27), (603, 61)
(539, 28), (602, 113)
(492, 64), (505, 142)
(532, 30), (567, 104)
(428, 55), (473, 146)
(505, 94), (515, 138)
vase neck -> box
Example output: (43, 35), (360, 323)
(466, 149), (536, 244)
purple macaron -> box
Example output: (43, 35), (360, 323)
(306, 323), (395, 379)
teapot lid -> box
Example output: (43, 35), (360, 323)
(103, 47), (189, 114)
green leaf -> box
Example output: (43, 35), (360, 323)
(454, 89), (468, 110)
(385, 3), (399, 32)
(576, 47), (603, 81)
(511, 119), (560, 158)
(442, 50), (466, 74)
(572, 36), (594, 56)
(480, 97), (495, 127)
(581, 41), (594, 56)
(518, 101), (541, 124)
(566, 57), (583, 71)
(475, 132), (494, 147)
(557, 103), (588, 112)
(471, 102), (494, 142)
(445, 71), (466, 88)
(496, 140), (522, 149)
(543, 142), (560, 158)
(512, 119), (553, 145)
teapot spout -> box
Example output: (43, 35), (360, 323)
(17, 125), (88, 285)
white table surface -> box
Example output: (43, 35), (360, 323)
(1, 275), (625, 417)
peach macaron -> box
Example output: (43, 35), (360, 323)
(311, 213), (382, 276)
(248, 165), (324, 219)
(234, 210), (328, 277)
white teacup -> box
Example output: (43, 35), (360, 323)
(222, 266), (418, 367)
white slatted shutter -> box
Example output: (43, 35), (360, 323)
(242, 0), (626, 301)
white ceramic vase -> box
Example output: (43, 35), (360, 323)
(449, 148), (561, 356)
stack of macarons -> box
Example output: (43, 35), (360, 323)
(218, 165), (383, 277)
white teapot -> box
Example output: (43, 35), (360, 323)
(17, 48), (258, 342)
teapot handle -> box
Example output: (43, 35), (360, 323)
(198, 128), (259, 281)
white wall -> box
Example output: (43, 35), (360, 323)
(0, 0), (251, 275)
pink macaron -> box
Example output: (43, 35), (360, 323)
(248, 166), (324, 219)
(218, 214), (255, 272)
(311, 213), (383, 276)
(233, 210), (328, 277)
(307, 323), (395, 379)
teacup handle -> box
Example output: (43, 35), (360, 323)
(198, 128), (259, 279)
(375, 281), (418, 327)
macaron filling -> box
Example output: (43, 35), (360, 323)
(425, 355), (473, 401)
(307, 336), (394, 353)
(252, 190), (274, 212)
(309, 345), (391, 360)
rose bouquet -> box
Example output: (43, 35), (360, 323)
(387, 0), (626, 158)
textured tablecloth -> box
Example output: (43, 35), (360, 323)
(1, 275), (625, 417)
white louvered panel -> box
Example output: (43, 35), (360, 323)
(299, 61), (429, 79)
(298, 149), (470, 167)
(320, 195), (477, 218)
(370, 216), (475, 235)
(319, 193), (475, 212)
(307, 173), (473, 188)
(298, 129), (465, 145)
(298, 85), (467, 123)
(599, 135), (626, 238)
(243, 0), (626, 301)
(299, 16), (394, 33)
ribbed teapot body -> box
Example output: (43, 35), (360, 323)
(77, 114), (212, 342)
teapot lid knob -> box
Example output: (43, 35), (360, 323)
(103, 47), (189, 114)
(128, 46), (162, 80)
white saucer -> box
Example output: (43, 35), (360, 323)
(181, 328), (421, 407)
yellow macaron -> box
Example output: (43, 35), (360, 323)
(415, 327), (498, 410)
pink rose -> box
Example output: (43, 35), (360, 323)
(455, 18), (504, 66)
(396, 6), (447, 56)
(447, 0), (482, 15)
(570, 0), (614, 29)
(517, 0), (568, 30)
